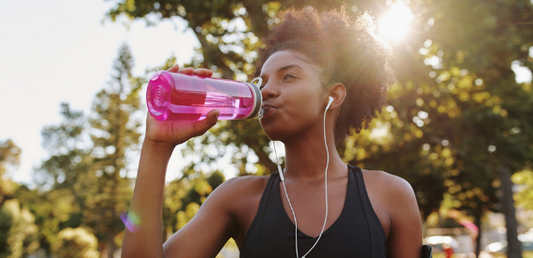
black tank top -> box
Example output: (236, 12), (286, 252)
(239, 165), (388, 258)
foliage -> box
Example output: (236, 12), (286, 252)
(7, 44), (143, 257)
(0, 140), (40, 257)
(51, 227), (100, 258)
(393, 2), (533, 256)
(13, 186), (82, 255)
(29, 102), (94, 255)
(162, 165), (225, 240)
(512, 168), (533, 212)
(83, 43), (143, 256)
(0, 139), (21, 205)
(0, 199), (39, 258)
(38, 102), (91, 190)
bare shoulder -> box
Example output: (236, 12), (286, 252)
(206, 174), (270, 213)
(213, 174), (270, 198)
(361, 169), (415, 199)
(207, 174), (271, 243)
(360, 169), (419, 224)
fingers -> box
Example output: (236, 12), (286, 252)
(180, 68), (213, 77)
(168, 64), (214, 78)
(192, 68), (213, 77)
(192, 109), (220, 137)
(178, 67), (194, 75)
(167, 64), (180, 73)
(206, 109), (220, 122)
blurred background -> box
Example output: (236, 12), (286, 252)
(1, 0), (532, 257)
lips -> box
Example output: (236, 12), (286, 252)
(260, 103), (277, 120)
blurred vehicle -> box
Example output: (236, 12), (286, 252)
(519, 229), (533, 251)
(485, 230), (533, 254)
(485, 241), (507, 253)
(424, 235), (460, 253)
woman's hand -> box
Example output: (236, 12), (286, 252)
(144, 64), (218, 148)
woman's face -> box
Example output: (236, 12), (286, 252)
(259, 50), (328, 141)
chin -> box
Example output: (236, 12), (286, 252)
(260, 122), (286, 142)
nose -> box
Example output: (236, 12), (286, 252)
(261, 82), (279, 101)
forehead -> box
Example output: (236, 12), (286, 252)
(260, 50), (319, 76)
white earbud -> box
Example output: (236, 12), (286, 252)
(326, 96), (334, 111)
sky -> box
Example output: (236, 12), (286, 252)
(0, 0), (201, 186)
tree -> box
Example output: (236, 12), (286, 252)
(512, 167), (533, 227)
(83, 42), (143, 257)
(344, 0), (533, 255)
(0, 199), (39, 258)
(38, 102), (91, 191)
(0, 140), (39, 257)
(386, 1), (533, 256)
(51, 227), (100, 258)
(162, 167), (225, 242)
(0, 139), (21, 205)
(21, 44), (144, 257)
(23, 103), (96, 255)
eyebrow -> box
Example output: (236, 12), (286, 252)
(278, 64), (304, 72)
(261, 64), (304, 81)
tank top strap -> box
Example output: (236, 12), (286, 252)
(349, 165), (389, 257)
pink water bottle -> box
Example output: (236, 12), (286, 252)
(146, 71), (262, 121)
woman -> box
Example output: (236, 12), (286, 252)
(122, 6), (423, 258)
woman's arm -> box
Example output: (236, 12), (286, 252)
(121, 65), (221, 258)
(121, 140), (174, 258)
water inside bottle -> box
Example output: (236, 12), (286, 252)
(147, 71), (256, 121)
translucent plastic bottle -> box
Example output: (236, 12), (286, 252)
(146, 71), (262, 121)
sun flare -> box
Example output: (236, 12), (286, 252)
(378, 1), (414, 42)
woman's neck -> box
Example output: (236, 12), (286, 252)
(281, 126), (346, 181)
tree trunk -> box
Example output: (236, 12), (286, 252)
(99, 241), (107, 258)
(498, 164), (522, 258)
(474, 209), (482, 258)
(108, 230), (117, 258)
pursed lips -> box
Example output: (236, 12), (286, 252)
(260, 103), (277, 119)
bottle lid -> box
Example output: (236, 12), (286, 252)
(247, 77), (263, 119)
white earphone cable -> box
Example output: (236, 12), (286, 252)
(274, 97), (331, 258)
(301, 99), (330, 258)
(273, 142), (300, 258)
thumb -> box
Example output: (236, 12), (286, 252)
(193, 109), (220, 136)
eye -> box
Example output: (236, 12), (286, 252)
(283, 73), (297, 81)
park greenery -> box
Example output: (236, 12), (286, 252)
(1, 0), (532, 257)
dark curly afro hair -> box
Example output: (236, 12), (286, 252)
(255, 6), (394, 142)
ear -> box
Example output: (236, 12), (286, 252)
(327, 83), (346, 111)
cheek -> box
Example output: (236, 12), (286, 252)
(286, 91), (323, 118)
(280, 100), (324, 135)
(259, 100), (323, 141)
